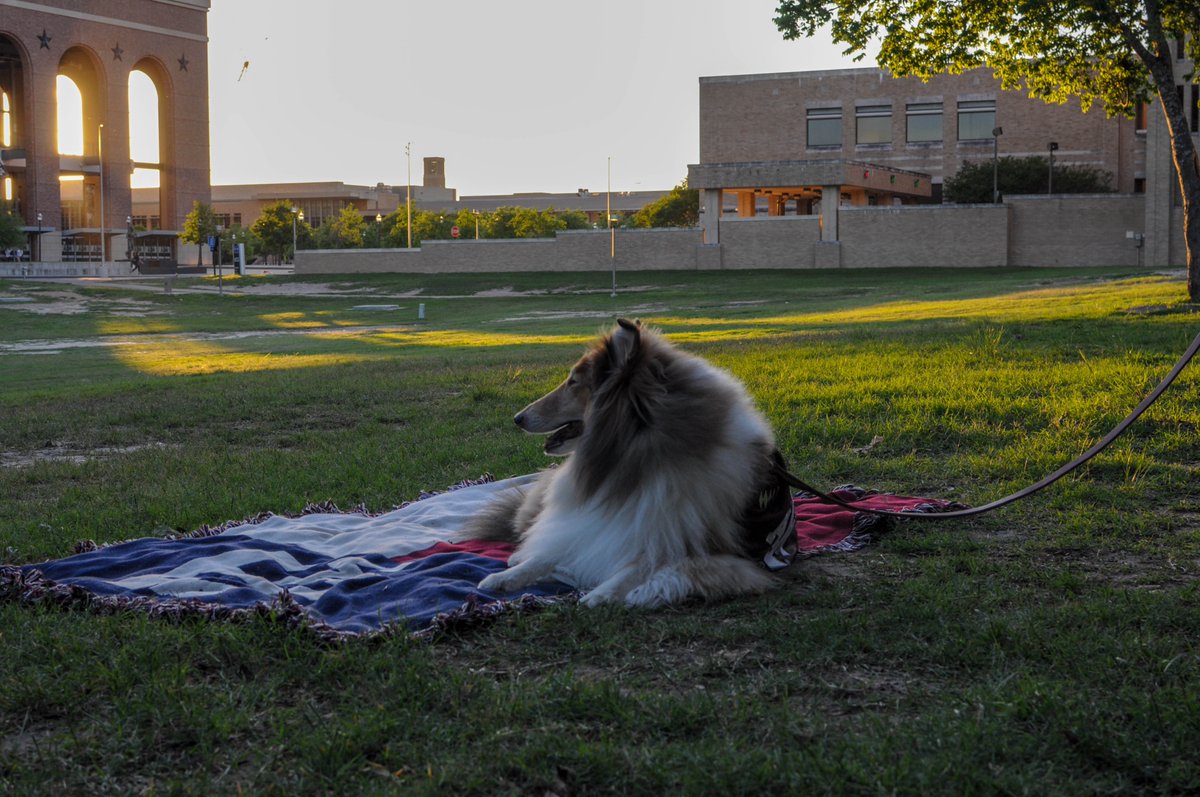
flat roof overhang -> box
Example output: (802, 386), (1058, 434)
(689, 159), (932, 198)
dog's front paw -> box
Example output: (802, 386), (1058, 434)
(478, 570), (518, 594)
(579, 587), (619, 607)
(625, 568), (690, 608)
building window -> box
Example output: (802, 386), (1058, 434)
(1135, 101), (1148, 132)
(807, 107), (842, 147)
(957, 100), (996, 141)
(1134, 178), (1146, 194)
(856, 104), (892, 144)
(906, 102), (943, 142)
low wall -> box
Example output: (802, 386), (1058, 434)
(839, 204), (1010, 268)
(1006, 194), (1146, 267)
(295, 228), (703, 274)
(0, 260), (132, 278)
(291, 195), (1165, 274)
(718, 216), (821, 268)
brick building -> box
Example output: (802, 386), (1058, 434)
(689, 50), (1197, 266)
(0, 0), (210, 267)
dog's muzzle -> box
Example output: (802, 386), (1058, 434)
(543, 420), (584, 455)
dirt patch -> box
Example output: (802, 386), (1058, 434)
(0, 288), (166, 317)
(1, 442), (174, 469)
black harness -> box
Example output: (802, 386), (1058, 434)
(739, 449), (799, 571)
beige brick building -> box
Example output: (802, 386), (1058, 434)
(689, 53), (1197, 267)
(0, 0), (210, 268)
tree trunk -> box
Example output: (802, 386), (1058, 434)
(1142, 22), (1200, 301)
(1159, 93), (1200, 302)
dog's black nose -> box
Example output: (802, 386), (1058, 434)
(513, 412), (525, 427)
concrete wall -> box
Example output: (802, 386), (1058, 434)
(718, 216), (821, 268)
(839, 204), (1009, 267)
(295, 228), (703, 274)
(292, 194), (1177, 275)
(1007, 194), (1146, 267)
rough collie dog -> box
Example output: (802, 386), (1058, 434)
(465, 319), (795, 608)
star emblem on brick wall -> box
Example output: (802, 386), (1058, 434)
(38, 30), (51, 49)
(112, 44), (124, 61)
(178, 53), (189, 71)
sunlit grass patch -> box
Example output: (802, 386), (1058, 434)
(653, 276), (1185, 329)
(321, 328), (596, 349)
(96, 318), (181, 335)
(260, 311), (335, 329)
(107, 337), (382, 376)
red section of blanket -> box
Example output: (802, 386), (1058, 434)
(793, 490), (954, 552)
(392, 539), (516, 565)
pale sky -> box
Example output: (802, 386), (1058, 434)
(205, 0), (868, 196)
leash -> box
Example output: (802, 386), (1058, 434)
(775, 328), (1200, 521)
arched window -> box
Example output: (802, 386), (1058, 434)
(128, 69), (159, 189)
(56, 74), (87, 231)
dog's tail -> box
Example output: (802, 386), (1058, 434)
(458, 486), (529, 542)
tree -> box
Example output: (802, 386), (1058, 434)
(251, 200), (310, 263)
(180, 200), (217, 266)
(0, 203), (25, 251)
(313, 204), (368, 249)
(944, 156), (1114, 203)
(630, 180), (700, 228)
(774, 1), (1200, 300)
(557, 209), (593, 230)
(219, 223), (258, 265)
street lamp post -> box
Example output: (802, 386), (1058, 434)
(1048, 141), (1059, 194)
(98, 123), (105, 262)
(290, 206), (298, 264)
(375, 213), (382, 247)
(991, 126), (1003, 204)
(472, 209), (480, 240)
(405, 142), (413, 249)
(607, 156), (616, 297)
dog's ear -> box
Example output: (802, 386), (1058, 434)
(610, 318), (641, 365)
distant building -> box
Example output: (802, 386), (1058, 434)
(174, 157), (670, 233)
(689, 53), (1196, 265)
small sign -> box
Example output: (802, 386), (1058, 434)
(207, 235), (217, 252)
(450, 226), (460, 238)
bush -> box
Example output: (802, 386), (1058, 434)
(943, 156), (1113, 203)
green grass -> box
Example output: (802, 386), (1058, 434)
(2, 266), (1199, 795)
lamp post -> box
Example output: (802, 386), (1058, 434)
(97, 123), (105, 262)
(375, 212), (382, 247)
(290, 206), (298, 264)
(125, 214), (134, 269)
(405, 142), (413, 249)
(608, 156), (616, 297)
(35, 212), (42, 262)
(991, 126), (1003, 204)
(472, 209), (480, 240)
(1048, 141), (1059, 194)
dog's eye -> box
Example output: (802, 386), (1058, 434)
(567, 376), (578, 387)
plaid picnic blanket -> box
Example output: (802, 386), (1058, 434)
(0, 475), (958, 639)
